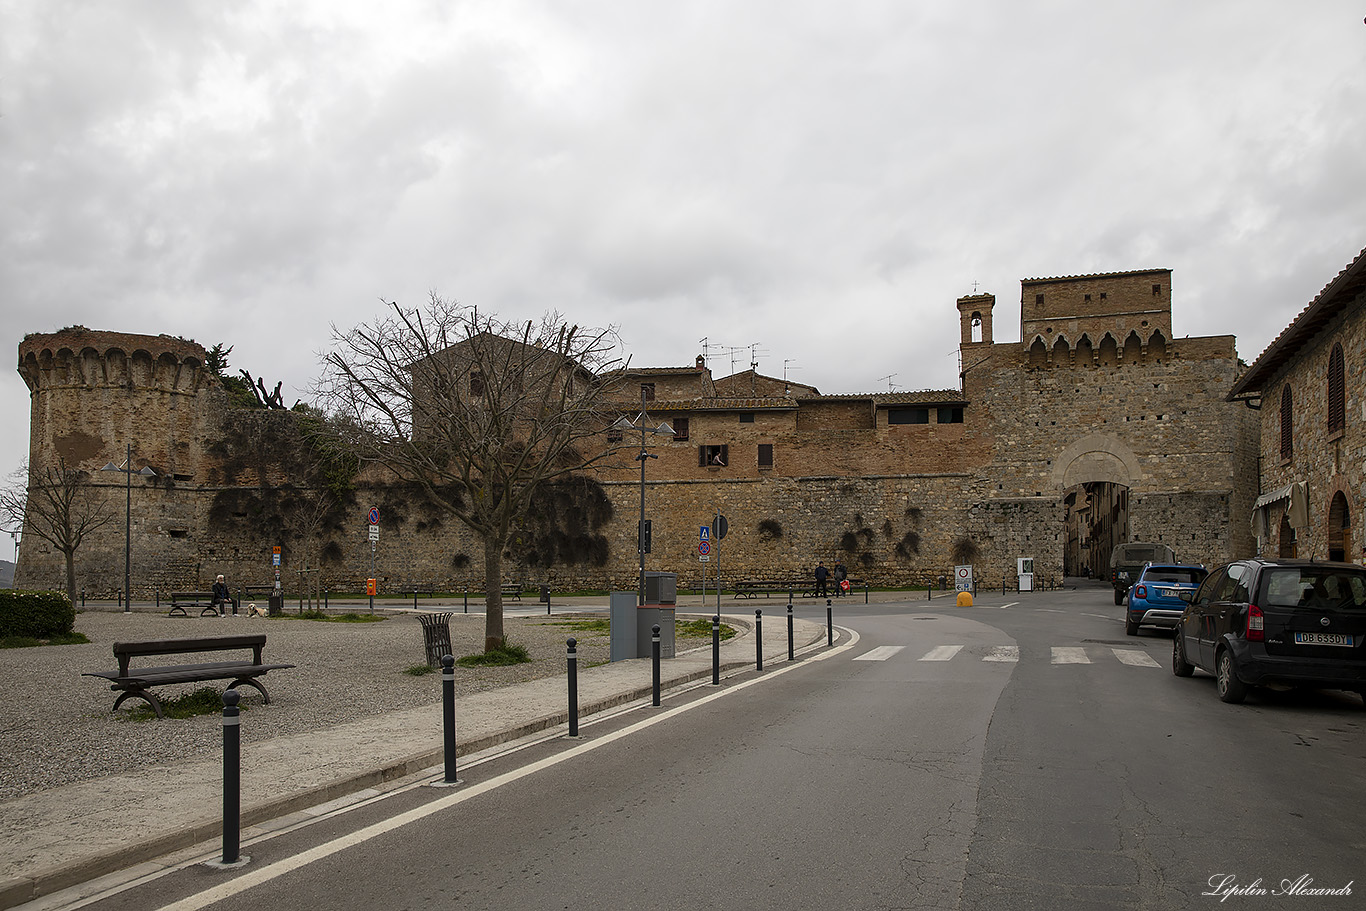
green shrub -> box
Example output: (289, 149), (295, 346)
(0, 591), (76, 639)
(456, 641), (531, 667)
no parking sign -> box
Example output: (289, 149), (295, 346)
(955, 564), (973, 592)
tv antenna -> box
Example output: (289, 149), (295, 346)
(877, 373), (899, 392)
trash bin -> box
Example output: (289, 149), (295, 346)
(268, 593), (283, 617)
(420, 611), (454, 668)
(540, 585), (550, 604)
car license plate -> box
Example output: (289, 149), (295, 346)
(1293, 632), (1354, 647)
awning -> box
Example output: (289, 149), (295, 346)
(1253, 485), (1293, 510)
(1251, 481), (1308, 538)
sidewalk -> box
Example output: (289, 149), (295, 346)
(0, 611), (831, 910)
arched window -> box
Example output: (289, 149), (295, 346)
(1028, 337), (1048, 367)
(1280, 385), (1294, 462)
(1327, 343), (1345, 435)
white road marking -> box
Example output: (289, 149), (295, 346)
(983, 645), (1019, 663)
(854, 645), (906, 661)
(998, 602), (1019, 610)
(1111, 648), (1161, 668)
(919, 645), (963, 661)
(1051, 647), (1090, 664)
(152, 632), (862, 911)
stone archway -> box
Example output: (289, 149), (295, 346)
(1328, 491), (1351, 562)
(1055, 435), (1142, 578)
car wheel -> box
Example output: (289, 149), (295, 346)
(1125, 614), (1139, 636)
(1216, 649), (1247, 704)
(1172, 633), (1195, 677)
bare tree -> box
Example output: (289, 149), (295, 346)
(0, 460), (114, 605)
(314, 295), (624, 651)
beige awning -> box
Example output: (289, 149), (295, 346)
(1252, 482), (1308, 538)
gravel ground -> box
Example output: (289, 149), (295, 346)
(0, 606), (622, 801)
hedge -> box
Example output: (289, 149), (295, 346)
(0, 590), (76, 638)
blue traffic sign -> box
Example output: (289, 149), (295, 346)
(700, 525), (710, 541)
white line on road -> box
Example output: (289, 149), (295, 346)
(153, 633), (862, 911)
(919, 645), (963, 661)
(1111, 648), (1161, 668)
(1051, 647), (1090, 664)
(854, 646), (906, 661)
(998, 602), (1018, 610)
(982, 645), (1019, 663)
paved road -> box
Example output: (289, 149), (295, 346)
(69, 582), (1366, 911)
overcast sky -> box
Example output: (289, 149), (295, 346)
(3, 0), (1364, 496)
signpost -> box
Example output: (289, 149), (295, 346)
(955, 564), (974, 593)
(367, 508), (379, 614)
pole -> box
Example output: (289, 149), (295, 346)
(755, 609), (763, 671)
(787, 603), (794, 661)
(827, 600), (833, 647)
(712, 614), (720, 685)
(651, 624), (661, 706)
(638, 387), (647, 607)
(441, 655), (459, 783)
(369, 540), (375, 615)
(567, 638), (579, 737)
(221, 689), (241, 864)
(123, 443), (131, 613)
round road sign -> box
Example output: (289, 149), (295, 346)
(699, 540), (711, 556)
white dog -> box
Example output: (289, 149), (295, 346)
(246, 602), (268, 618)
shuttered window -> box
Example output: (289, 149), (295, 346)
(1327, 343), (1345, 435)
(758, 444), (774, 469)
(1279, 385), (1294, 462)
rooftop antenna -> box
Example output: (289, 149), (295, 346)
(877, 373), (899, 392)
(783, 359), (801, 396)
(699, 337), (709, 370)
(747, 343), (767, 372)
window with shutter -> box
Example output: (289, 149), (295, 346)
(1328, 343), (1345, 436)
(1279, 385), (1293, 462)
(758, 444), (773, 469)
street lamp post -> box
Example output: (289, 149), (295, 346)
(101, 444), (156, 612)
(613, 386), (674, 606)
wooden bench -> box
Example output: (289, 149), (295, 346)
(83, 635), (295, 719)
(501, 585), (522, 602)
(731, 580), (803, 599)
(168, 591), (221, 617)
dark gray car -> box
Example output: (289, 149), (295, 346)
(1173, 558), (1366, 704)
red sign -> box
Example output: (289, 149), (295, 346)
(366, 578), (377, 596)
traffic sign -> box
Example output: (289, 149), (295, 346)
(368, 525), (380, 542)
(699, 555), (710, 562)
(712, 514), (728, 540)
(700, 525), (710, 541)
(368, 507), (380, 525)
(698, 540), (711, 556)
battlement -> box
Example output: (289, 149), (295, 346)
(19, 327), (210, 395)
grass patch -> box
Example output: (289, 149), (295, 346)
(455, 641), (531, 667)
(542, 618), (611, 634)
(281, 610), (385, 623)
(404, 664), (437, 676)
(124, 687), (237, 722)
(0, 632), (91, 649)
(677, 619), (737, 640)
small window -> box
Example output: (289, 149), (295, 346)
(673, 417), (689, 442)
(739, 413), (755, 424)
(641, 383), (655, 402)
(167, 529), (189, 539)
(1328, 343), (1345, 435)
(1084, 294), (1092, 302)
(888, 408), (930, 425)
(469, 371), (484, 397)
(758, 444), (773, 469)
(1035, 294), (1044, 306)
(937, 406), (963, 424)
(699, 445), (728, 467)
(1279, 385), (1294, 462)
(1152, 284), (1162, 296)
(1099, 292), (1107, 300)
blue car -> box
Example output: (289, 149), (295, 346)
(1126, 563), (1207, 635)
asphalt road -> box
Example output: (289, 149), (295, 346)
(74, 581), (1366, 911)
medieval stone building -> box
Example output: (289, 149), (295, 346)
(13, 269), (1258, 597)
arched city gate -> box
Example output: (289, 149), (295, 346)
(1053, 435), (1143, 579)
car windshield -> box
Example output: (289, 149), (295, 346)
(1262, 568), (1366, 611)
(1143, 568), (1205, 584)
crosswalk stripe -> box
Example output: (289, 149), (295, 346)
(1051, 647), (1090, 664)
(919, 645), (963, 661)
(1111, 648), (1161, 667)
(983, 645), (1019, 662)
(853, 646), (906, 661)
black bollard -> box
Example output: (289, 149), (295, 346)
(81, 589), (86, 608)
(787, 604), (794, 661)
(324, 588), (329, 610)
(567, 638), (579, 738)
(712, 614), (721, 686)
(442, 655), (459, 784)
(652, 625), (661, 706)
(755, 609), (763, 671)
(463, 587), (468, 613)
(222, 689), (241, 865)
(865, 581), (869, 604)
(826, 600), (833, 647)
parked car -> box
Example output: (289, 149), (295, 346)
(1172, 558), (1366, 704)
(1125, 563), (1207, 635)
(1109, 542), (1177, 605)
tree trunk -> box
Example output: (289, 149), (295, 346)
(62, 548), (77, 607)
(483, 535), (505, 652)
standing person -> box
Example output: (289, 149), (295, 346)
(833, 560), (847, 597)
(814, 561), (829, 598)
(211, 574), (235, 614)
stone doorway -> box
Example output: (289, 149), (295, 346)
(1063, 481), (1129, 578)
(1328, 491), (1351, 562)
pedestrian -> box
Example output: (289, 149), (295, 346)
(814, 561), (829, 598)
(833, 560), (847, 597)
(211, 574), (236, 614)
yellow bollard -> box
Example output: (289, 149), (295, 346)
(956, 591), (973, 607)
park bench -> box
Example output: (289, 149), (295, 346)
(83, 634), (295, 719)
(167, 591), (221, 617)
(731, 580), (804, 599)
(502, 585), (522, 601)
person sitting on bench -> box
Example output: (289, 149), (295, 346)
(212, 574), (237, 612)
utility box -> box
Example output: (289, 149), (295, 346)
(609, 592), (638, 662)
(1017, 557), (1035, 593)
(644, 572), (676, 605)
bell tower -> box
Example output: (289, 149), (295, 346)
(957, 293), (995, 346)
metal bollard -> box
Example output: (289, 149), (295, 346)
(755, 609), (763, 671)
(652, 625), (661, 706)
(463, 587), (468, 613)
(81, 589), (86, 608)
(787, 604), (794, 661)
(324, 588), (329, 610)
(221, 689), (241, 864)
(442, 655), (459, 783)
(414, 589), (419, 610)
(826, 600), (833, 646)
(567, 638), (579, 737)
(712, 614), (721, 685)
